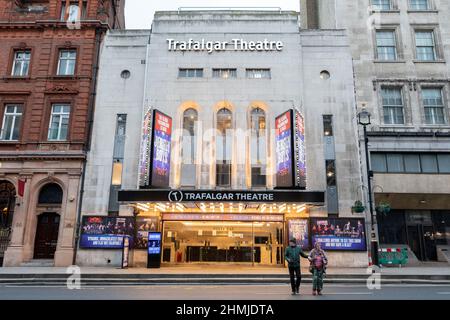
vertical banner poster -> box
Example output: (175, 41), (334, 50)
(80, 216), (136, 249)
(275, 110), (294, 187)
(139, 108), (153, 187)
(135, 216), (159, 249)
(288, 219), (309, 250)
(311, 218), (367, 251)
(150, 110), (172, 188)
(294, 110), (307, 189)
(122, 236), (130, 269)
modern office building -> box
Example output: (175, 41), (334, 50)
(301, 0), (450, 263)
(77, 10), (367, 268)
(0, 0), (125, 267)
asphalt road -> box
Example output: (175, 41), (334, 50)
(1, 284), (450, 300)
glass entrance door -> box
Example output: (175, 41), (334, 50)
(162, 221), (284, 265)
(407, 224), (437, 261)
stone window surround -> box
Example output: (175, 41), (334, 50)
(374, 79), (450, 127)
(372, 25), (403, 62)
(376, 81), (411, 126)
(417, 83), (450, 126)
(411, 25), (445, 62)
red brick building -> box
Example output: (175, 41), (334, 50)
(0, 0), (124, 266)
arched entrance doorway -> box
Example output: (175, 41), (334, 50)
(0, 181), (16, 265)
(33, 183), (63, 260)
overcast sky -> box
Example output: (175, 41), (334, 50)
(125, 0), (300, 29)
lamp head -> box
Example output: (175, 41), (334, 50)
(358, 108), (371, 126)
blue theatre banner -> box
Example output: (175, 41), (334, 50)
(310, 218), (367, 251)
(80, 216), (136, 249)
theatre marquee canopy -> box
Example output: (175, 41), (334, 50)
(118, 189), (325, 204)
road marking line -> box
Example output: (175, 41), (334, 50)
(437, 292), (450, 294)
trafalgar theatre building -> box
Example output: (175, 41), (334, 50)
(77, 10), (367, 268)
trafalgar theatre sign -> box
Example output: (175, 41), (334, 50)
(167, 38), (284, 54)
(118, 189), (325, 204)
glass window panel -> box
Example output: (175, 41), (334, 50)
(376, 31), (397, 60)
(415, 31), (436, 61)
(381, 87), (404, 124)
(420, 154), (438, 173)
(387, 154), (404, 172)
(404, 154), (421, 173)
(371, 153), (387, 172)
(410, 0), (429, 10)
(372, 0), (391, 10)
(423, 88), (445, 124)
(437, 154), (450, 173)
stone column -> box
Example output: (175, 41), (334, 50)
(54, 171), (81, 267)
(3, 174), (32, 266)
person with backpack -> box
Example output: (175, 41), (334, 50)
(285, 238), (309, 295)
(308, 242), (328, 296)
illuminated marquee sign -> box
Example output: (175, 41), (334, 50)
(167, 38), (284, 54)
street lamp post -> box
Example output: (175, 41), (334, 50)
(357, 109), (379, 267)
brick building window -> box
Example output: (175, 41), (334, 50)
(57, 50), (77, 76)
(1, 105), (23, 141)
(48, 104), (70, 141)
(61, 1), (87, 22)
(11, 50), (31, 76)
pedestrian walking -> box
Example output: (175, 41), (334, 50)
(285, 238), (309, 295)
(308, 242), (328, 296)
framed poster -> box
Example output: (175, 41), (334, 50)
(310, 218), (367, 251)
(149, 110), (172, 188)
(288, 219), (309, 250)
(79, 216), (135, 249)
(122, 236), (130, 269)
(135, 216), (159, 249)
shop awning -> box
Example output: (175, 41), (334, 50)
(118, 189), (325, 205)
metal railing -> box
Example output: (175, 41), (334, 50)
(0, 228), (11, 258)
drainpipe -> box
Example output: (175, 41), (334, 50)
(72, 27), (103, 265)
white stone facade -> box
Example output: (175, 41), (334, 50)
(78, 11), (367, 267)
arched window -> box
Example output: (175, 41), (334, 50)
(38, 183), (63, 204)
(250, 108), (267, 187)
(216, 108), (233, 187)
(180, 108), (198, 186)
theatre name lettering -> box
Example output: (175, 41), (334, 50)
(167, 38), (284, 54)
(169, 191), (274, 202)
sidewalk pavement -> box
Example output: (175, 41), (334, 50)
(0, 265), (449, 276)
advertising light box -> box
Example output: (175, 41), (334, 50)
(275, 111), (294, 188)
(80, 216), (135, 249)
(150, 110), (172, 188)
(148, 232), (162, 255)
(311, 218), (367, 251)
